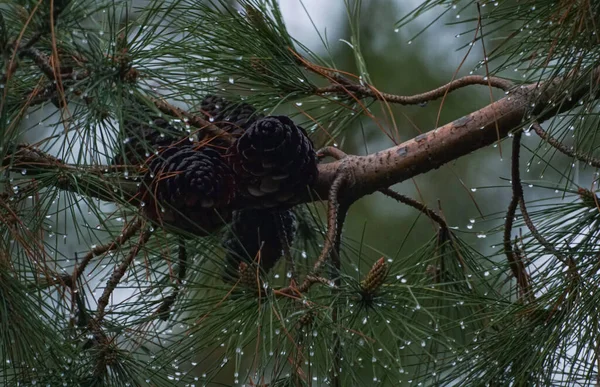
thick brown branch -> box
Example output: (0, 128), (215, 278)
(313, 68), (600, 203)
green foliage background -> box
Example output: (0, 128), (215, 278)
(1, 0), (600, 385)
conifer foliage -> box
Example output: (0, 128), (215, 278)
(2, 0), (600, 386)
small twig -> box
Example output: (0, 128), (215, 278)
(304, 274), (334, 288)
(378, 188), (448, 230)
(297, 171), (348, 293)
(3, 144), (141, 204)
(504, 131), (534, 302)
(71, 218), (143, 284)
(520, 123), (579, 275)
(275, 171), (350, 297)
(157, 237), (187, 321)
(330, 199), (348, 387)
(315, 75), (513, 105)
(95, 228), (152, 325)
(518, 198), (577, 272)
(151, 98), (233, 144)
(19, 48), (55, 80)
(532, 122), (600, 168)
(316, 146), (348, 161)
(504, 131), (533, 299)
(274, 212), (297, 284)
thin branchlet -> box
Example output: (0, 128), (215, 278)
(156, 237), (187, 321)
(532, 122), (600, 168)
(299, 171), (347, 291)
(315, 75), (513, 104)
(71, 218), (143, 285)
(504, 130), (534, 302)
(94, 228), (152, 325)
(379, 188), (448, 231)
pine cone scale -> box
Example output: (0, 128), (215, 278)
(227, 115), (318, 206)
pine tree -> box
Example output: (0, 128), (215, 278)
(1, 0), (599, 386)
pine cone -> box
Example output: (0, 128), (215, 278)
(222, 208), (297, 282)
(140, 146), (235, 235)
(227, 116), (318, 207)
(237, 262), (263, 291)
(199, 95), (263, 136)
(360, 258), (389, 295)
(112, 118), (185, 166)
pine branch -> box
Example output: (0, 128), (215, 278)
(2, 144), (140, 204)
(6, 66), (600, 214)
(531, 122), (600, 168)
(503, 131), (534, 302)
(94, 228), (152, 325)
(315, 74), (513, 104)
(378, 188), (448, 231)
(313, 66), (600, 203)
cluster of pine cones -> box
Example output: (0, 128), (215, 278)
(114, 96), (318, 280)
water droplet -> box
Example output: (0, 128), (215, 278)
(295, 102), (303, 106)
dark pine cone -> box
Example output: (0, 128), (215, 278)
(112, 118), (185, 166)
(222, 208), (297, 282)
(140, 146), (235, 236)
(199, 95), (263, 136)
(227, 116), (318, 207)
